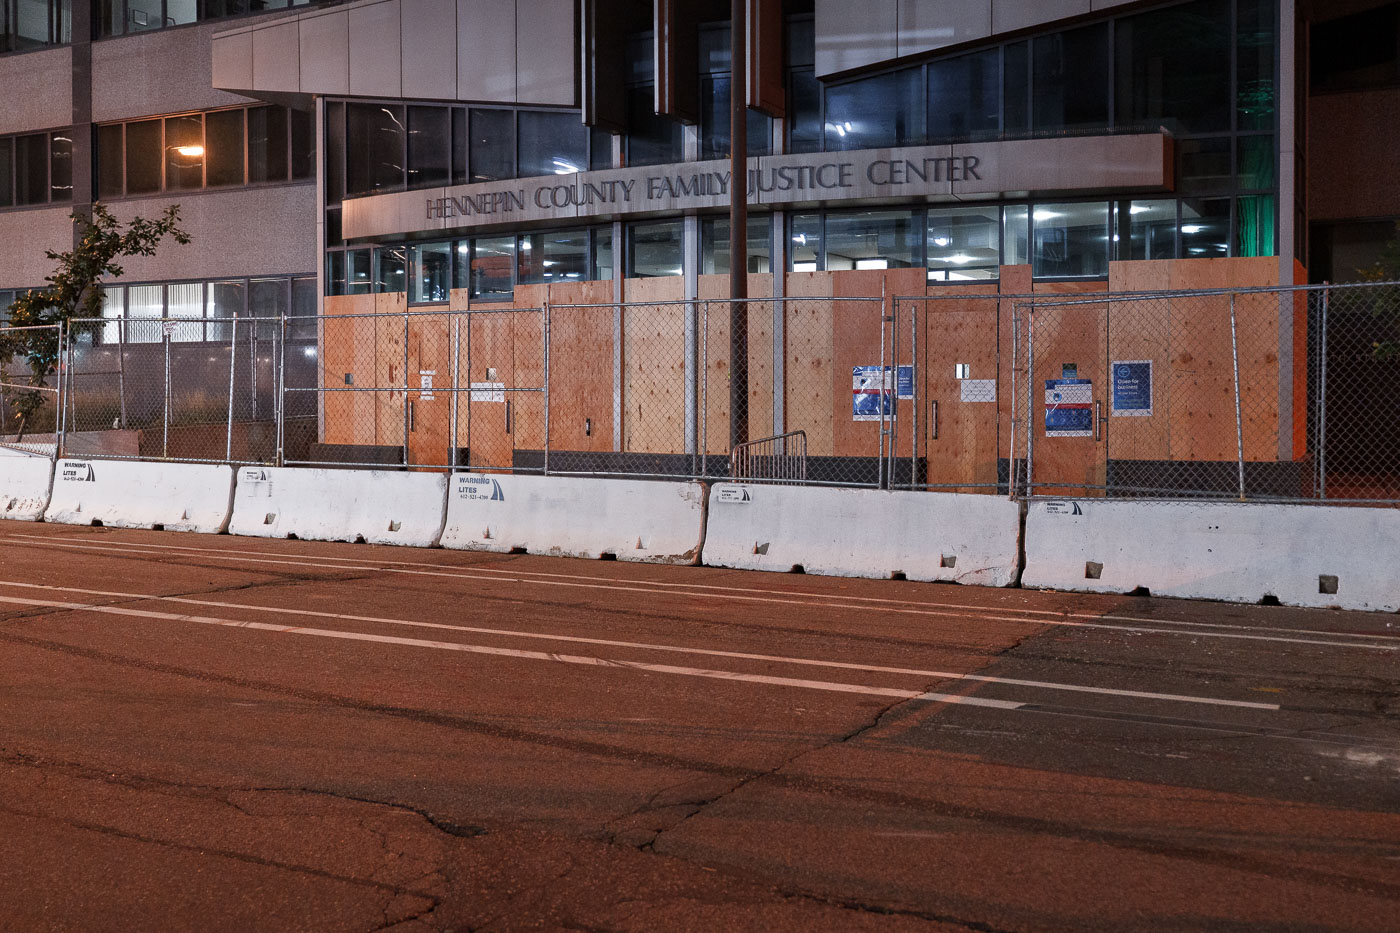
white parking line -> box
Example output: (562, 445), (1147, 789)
(0, 578), (1281, 711)
(0, 593), (1024, 710)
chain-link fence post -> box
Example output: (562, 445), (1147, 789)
(543, 300), (551, 476)
(162, 326), (171, 459)
(450, 313), (460, 471)
(1318, 286), (1329, 500)
(275, 315), (287, 467)
(1229, 292), (1246, 500)
(1025, 304), (1037, 497)
(226, 313), (237, 463)
(56, 321), (69, 461)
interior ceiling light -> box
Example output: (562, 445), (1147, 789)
(174, 145), (204, 158)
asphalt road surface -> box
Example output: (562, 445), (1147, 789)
(1, 520), (1397, 932)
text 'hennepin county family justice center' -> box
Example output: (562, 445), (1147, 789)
(1, 0), (1396, 494)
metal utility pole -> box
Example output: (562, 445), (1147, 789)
(728, 0), (749, 449)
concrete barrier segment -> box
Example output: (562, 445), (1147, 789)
(44, 459), (234, 533)
(1022, 499), (1400, 612)
(701, 484), (1022, 586)
(0, 451), (55, 521)
(229, 467), (448, 548)
(441, 473), (707, 564)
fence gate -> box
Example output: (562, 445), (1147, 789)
(1019, 299), (1110, 497)
(459, 306), (546, 473)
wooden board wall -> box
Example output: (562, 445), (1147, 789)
(919, 282), (1001, 489)
(321, 294), (377, 446)
(621, 276), (686, 454)
(697, 273), (774, 454)
(544, 280), (616, 453)
(783, 271), (834, 456)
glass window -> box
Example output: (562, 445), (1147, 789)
(326, 252), (346, 296)
(1032, 24), (1109, 134)
(204, 109), (244, 188)
(100, 285), (124, 345)
(164, 114), (204, 191)
(346, 248), (372, 295)
(453, 241), (472, 291)
(789, 213), (821, 271)
(451, 107), (468, 184)
(518, 111), (588, 179)
(1237, 135), (1275, 191)
(1117, 199), (1177, 261)
(249, 278), (288, 339)
(409, 242), (452, 303)
(1003, 42), (1029, 137)
(1311, 3), (1398, 94)
(470, 236), (515, 300)
(290, 108), (314, 180)
(326, 101), (345, 202)
(700, 216), (772, 275)
(625, 86), (683, 167)
(469, 109), (514, 184)
(592, 227), (614, 280)
(1181, 198), (1231, 259)
(126, 284), (164, 344)
(1032, 202), (1110, 278)
(824, 210), (920, 270)
(1003, 205), (1029, 266)
(97, 124), (123, 199)
(346, 103), (405, 195)
(825, 69), (923, 151)
(928, 50), (1000, 143)
(698, 76), (773, 160)
(927, 206), (1000, 281)
(290, 277), (318, 340)
(167, 281), (204, 342)
(49, 131), (72, 201)
(124, 119), (162, 195)
(1236, 195), (1276, 258)
(15, 134), (49, 205)
(127, 0), (161, 32)
(517, 230), (588, 284)
(407, 106), (451, 189)
(1237, 0), (1276, 129)
(590, 127), (614, 171)
(628, 221), (683, 277)
(0, 139), (11, 207)
(374, 246), (407, 293)
(207, 281), (244, 343)
(248, 105), (289, 183)
(1115, 0), (1230, 134)
(787, 69), (821, 154)
(1178, 137), (1233, 195)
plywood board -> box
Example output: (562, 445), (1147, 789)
(461, 308), (515, 470)
(921, 283), (1001, 490)
(545, 280), (615, 453)
(783, 271), (834, 456)
(697, 274), (776, 454)
(320, 295), (375, 446)
(1027, 281), (1107, 495)
(373, 292), (407, 450)
(406, 311), (453, 469)
(622, 277), (686, 455)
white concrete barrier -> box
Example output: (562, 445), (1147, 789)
(440, 474), (706, 564)
(702, 484), (1021, 586)
(44, 459), (234, 533)
(229, 467), (447, 547)
(1022, 499), (1400, 611)
(0, 450), (55, 521)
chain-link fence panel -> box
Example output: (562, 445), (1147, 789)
(65, 316), (286, 464)
(0, 324), (62, 457)
(1016, 281), (1400, 503)
(1310, 282), (1400, 501)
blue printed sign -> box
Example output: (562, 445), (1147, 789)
(896, 365), (914, 400)
(852, 366), (892, 421)
(1045, 379), (1093, 437)
(1112, 360), (1153, 417)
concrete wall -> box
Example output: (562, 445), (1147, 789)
(0, 207), (75, 287)
(106, 184), (317, 281)
(816, 0), (1141, 76)
(212, 0), (576, 106)
(0, 46), (72, 135)
(93, 20), (255, 123)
